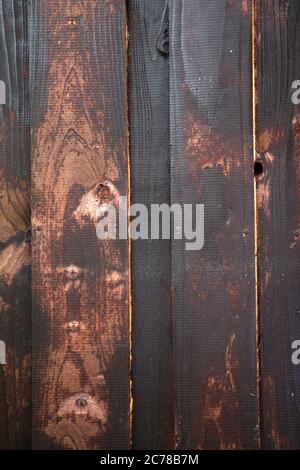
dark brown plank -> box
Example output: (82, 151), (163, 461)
(170, 0), (259, 449)
(128, 0), (174, 449)
(30, 0), (130, 449)
(255, 0), (300, 449)
(0, 0), (31, 450)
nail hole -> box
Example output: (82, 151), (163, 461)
(66, 18), (78, 26)
(76, 398), (88, 408)
(254, 160), (264, 177)
(162, 41), (169, 53)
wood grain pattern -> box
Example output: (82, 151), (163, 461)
(1, 0), (300, 451)
(0, 0), (31, 450)
(128, 0), (174, 449)
(170, 0), (259, 449)
(255, 0), (300, 449)
(30, 0), (130, 450)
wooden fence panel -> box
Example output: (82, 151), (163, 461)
(255, 0), (300, 449)
(0, 0), (31, 450)
(1, 0), (300, 452)
(170, 0), (259, 449)
(128, 0), (174, 449)
(30, 0), (130, 449)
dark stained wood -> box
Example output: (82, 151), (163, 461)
(170, 0), (259, 449)
(128, 0), (174, 449)
(30, 0), (130, 449)
(0, 0), (31, 450)
(255, 0), (300, 449)
(1, 0), (300, 451)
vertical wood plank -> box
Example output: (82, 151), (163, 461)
(255, 0), (300, 449)
(170, 0), (259, 449)
(0, 0), (31, 449)
(30, 0), (130, 449)
(128, 0), (174, 449)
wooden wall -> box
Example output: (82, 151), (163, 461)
(0, 0), (31, 449)
(0, 0), (299, 450)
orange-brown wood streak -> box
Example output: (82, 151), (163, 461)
(170, 0), (259, 449)
(30, 0), (130, 450)
(255, 0), (300, 449)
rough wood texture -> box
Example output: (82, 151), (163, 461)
(0, 0), (31, 450)
(255, 0), (300, 449)
(170, 0), (259, 449)
(30, 0), (129, 449)
(128, 0), (174, 449)
(1, 0), (300, 451)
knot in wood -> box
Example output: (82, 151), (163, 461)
(95, 183), (110, 202)
(76, 397), (88, 408)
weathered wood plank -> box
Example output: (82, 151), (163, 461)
(170, 0), (259, 449)
(255, 0), (300, 449)
(128, 0), (174, 449)
(0, 0), (31, 450)
(30, 0), (130, 449)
